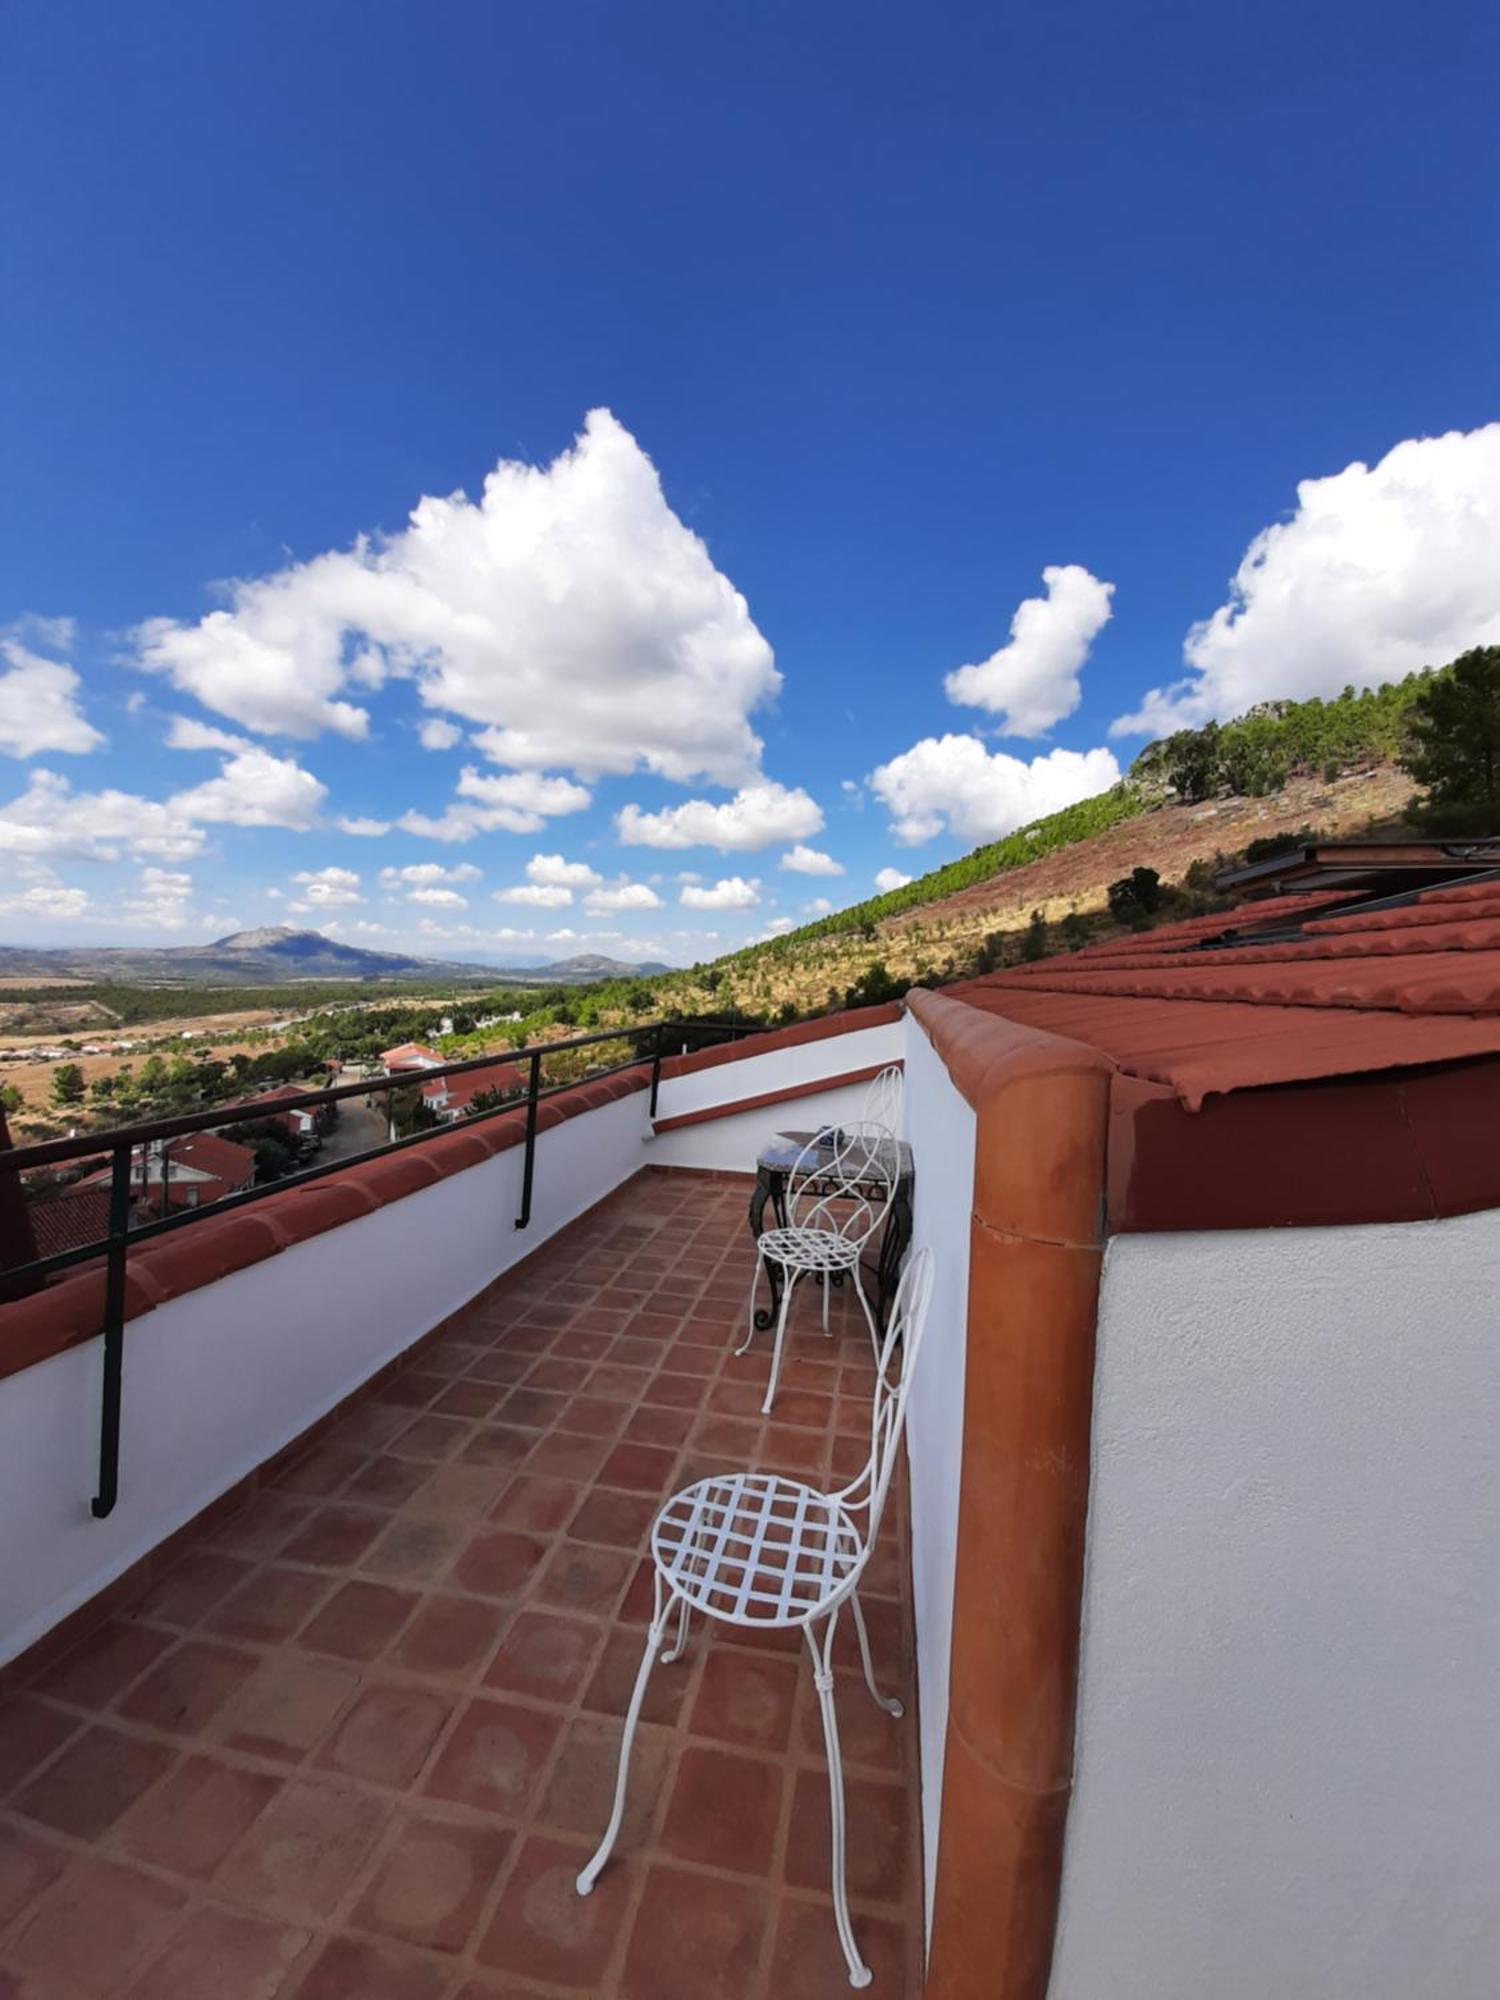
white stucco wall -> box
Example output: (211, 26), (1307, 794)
(1049, 1207), (1500, 2000)
(646, 1077), (879, 1174)
(0, 1091), (651, 1665)
(900, 1009), (976, 1937)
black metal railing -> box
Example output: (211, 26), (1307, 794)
(0, 1014), (769, 1515)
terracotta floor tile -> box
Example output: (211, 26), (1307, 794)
(642, 1371), (710, 1412)
(133, 1550), (254, 1627)
(793, 1670), (905, 1776)
(519, 1431), (612, 1485)
(486, 1476), (578, 1535)
(597, 1442), (681, 1496)
(216, 1653), (360, 1761)
(494, 1387), (569, 1432)
(783, 1767), (912, 1904)
(362, 1515), (470, 1583)
(205, 1565), (331, 1644)
(117, 1639), (259, 1738)
(42, 1620), (175, 1712)
(584, 1363), (652, 1403)
(352, 1811), (512, 1952)
(115, 1751), (281, 1879)
(431, 1380), (503, 1421)
(0, 1699), (80, 1796)
(620, 1864), (769, 2000)
(539, 1713), (670, 1849)
(208, 1490), (310, 1559)
(404, 1462), (510, 1521)
(14, 1724), (175, 1840)
(582, 1627), (694, 1729)
(0, 1824), (65, 1927)
(551, 1394), (630, 1439)
(474, 1834), (633, 1988)
(343, 1456), (435, 1509)
(288, 1935), (449, 1999)
(623, 1404), (697, 1448)
(421, 1696), (561, 1816)
(316, 1683), (453, 1788)
(459, 1426), (540, 1473)
(532, 1541), (633, 1619)
(450, 1528), (549, 1600)
(389, 1413), (474, 1462)
(566, 1486), (658, 1550)
(482, 1610), (603, 1706)
(688, 1646), (801, 1754)
(298, 1580), (420, 1661)
(660, 1744), (783, 1877)
(766, 1891), (914, 1997)
(216, 1779), (391, 1920)
(690, 1415), (764, 1460)
(275, 1441), (367, 1499)
(7, 1856), (186, 1997)
(121, 1904), (310, 2000)
(280, 1505), (387, 1570)
(387, 1594), (506, 1679)
(521, 1358), (595, 1395)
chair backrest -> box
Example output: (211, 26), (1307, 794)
(836, 1245), (934, 1547)
(786, 1119), (897, 1249)
(861, 1063), (903, 1139)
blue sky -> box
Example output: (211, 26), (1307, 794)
(2, 0), (1497, 965)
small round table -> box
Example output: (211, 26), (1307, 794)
(748, 1130), (914, 1331)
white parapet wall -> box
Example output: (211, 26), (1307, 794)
(0, 1088), (652, 1665)
(1049, 1205), (1500, 2000)
(900, 1006), (975, 1938)
(647, 1017), (904, 1173)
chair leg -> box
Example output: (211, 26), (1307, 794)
(760, 1263), (798, 1415)
(577, 1584), (669, 1895)
(662, 1582), (693, 1665)
(851, 1266), (881, 1366)
(806, 1612), (872, 1988)
(821, 1268), (831, 1334)
(736, 1249), (766, 1357)
(850, 1589), (903, 1718)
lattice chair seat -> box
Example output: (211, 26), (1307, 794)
(755, 1223), (864, 1274)
(578, 1248), (935, 1990)
(653, 1470), (863, 1626)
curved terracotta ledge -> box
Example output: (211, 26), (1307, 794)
(651, 1059), (901, 1133)
(0, 1069), (648, 1386)
(907, 988), (1111, 2000)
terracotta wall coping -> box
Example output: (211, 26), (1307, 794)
(651, 1059), (900, 1134)
(656, 1000), (902, 1081)
(908, 985), (1111, 2000)
(0, 1067), (649, 1387)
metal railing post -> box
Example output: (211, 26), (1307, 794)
(515, 1048), (542, 1230)
(648, 1022), (664, 1121)
(91, 1143), (133, 1518)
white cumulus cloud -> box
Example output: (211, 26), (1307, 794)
(0, 769), (204, 861)
(289, 865), (363, 912)
(122, 867), (198, 930)
(526, 853), (603, 888)
(132, 410), (778, 784)
(778, 843), (844, 876)
(584, 881), (662, 913)
(0, 643), (104, 757)
(1114, 424), (1500, 735)
(381, 862), (481, 887)
(869, 734), (1120, 843)
(337, 815), (391, 836)
(945, 564), (1114, 737)
(680, 876), (760, 911)
(874, 868), (912, 892)
(399, 767), (591, 842)
(617, 781), (822, 852)
(165, 715), (254, 753)
(495, 883), (573, 908)
(418, 717), (462, 750)
(409, 886), (468, 908)
(168, 747), (327, 829)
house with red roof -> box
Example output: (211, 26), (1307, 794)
(421, 1057), (527, 1121)
(77, 1129), (257, 1218)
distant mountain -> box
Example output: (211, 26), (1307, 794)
(0, 927), (674, 988)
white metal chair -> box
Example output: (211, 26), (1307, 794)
(861, 1062), (903, 1139)
(740, 1119), (896, 1415)
(577, 1247), (934, 1988)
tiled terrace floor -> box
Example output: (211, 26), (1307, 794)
(0, 1169), (923, 1999)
